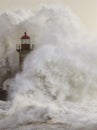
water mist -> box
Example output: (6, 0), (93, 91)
(0, 6), (97, 130)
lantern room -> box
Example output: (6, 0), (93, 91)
(21, 32), (30, 44)
(16, 32), (33, 52)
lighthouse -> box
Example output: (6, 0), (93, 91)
(16, 32), (33, 71)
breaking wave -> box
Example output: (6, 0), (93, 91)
(0, 6), (97, 130)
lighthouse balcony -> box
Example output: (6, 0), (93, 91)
(16, 44), (34, 51)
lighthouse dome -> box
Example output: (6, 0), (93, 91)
(21, 32), (30, 39)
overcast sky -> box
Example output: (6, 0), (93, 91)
(0, 0), (96, 34)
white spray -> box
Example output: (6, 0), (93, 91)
(0, 6), (97, 130)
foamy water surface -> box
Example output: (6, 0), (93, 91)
(0, 6), (97, 130)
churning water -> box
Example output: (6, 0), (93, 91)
(0, 6), (97, 130)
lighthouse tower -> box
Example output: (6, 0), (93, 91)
(16, 32), (33, 71)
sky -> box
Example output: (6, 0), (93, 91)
(0, 0), (96, 35)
